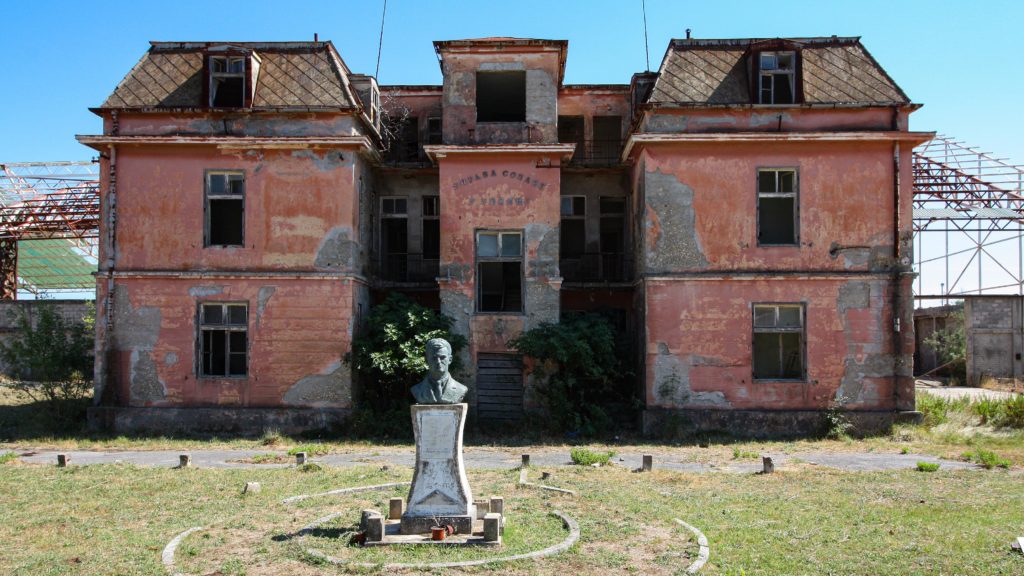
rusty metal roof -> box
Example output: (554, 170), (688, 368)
(647, 37), (909, 106)
(100, 42), (357, 110)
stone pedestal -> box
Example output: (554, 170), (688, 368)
(400, 403), (476, 534)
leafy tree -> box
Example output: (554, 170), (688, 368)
(0, 304), (94, 422)
(923, 309), (966, 383)
(509, 313), (630, 436)
(345, 293), (466, 413)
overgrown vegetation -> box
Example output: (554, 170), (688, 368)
(287, 443), (329, 457)
(916, 392), (1024, 430)
(344, 293), (466, 438)
(916, 461), (940, 472)
(0, 450), (16, 464)
(569, 447), (615, 466)
(962, 449), (1011, 469)
(510, 313), (631, 436)
(0, 304), (94, 424)
(923, 309), (966, 382)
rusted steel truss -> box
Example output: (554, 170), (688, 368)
(913, 136), (1024, 299)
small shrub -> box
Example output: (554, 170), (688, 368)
(916, 393), (952, 427)
(259, 428), (283, 446)
(900, 447), (910, 455)
(570, 447), (615, 466)
(732, 447), (758, 460)
(824, 401), (853, 439)
(0, 451), (17, 464)
(991, 395), (1024, 429)
(297, 463), (323, 473)
(916, 461), (940, 472)
(288, 443), (329, 457)
(972, 449), (1010, 469)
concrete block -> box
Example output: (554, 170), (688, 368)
(295, 452), (307, 465)
(762, 456), (775, 474)
(360, 509), (381, 531)
(642, 454), (653, 472)
(489, 496), (504, 516)
(179, 454), (192, 468)
(243, 482), (261, 494)
(521, 454), (530, 467)
(483, 513), (502, 543)
(57, 454), (69, 467)
(388, 498), (404, 520)
(365, 515), (384, 542)
(474, 499), (490, 519)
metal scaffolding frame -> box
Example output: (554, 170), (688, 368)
(912, 135), (1024, 302)
(0, 161), (100, 298)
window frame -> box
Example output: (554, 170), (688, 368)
(197, 302), (249, 379)
(758, 51), (796, 105)
(422, 195), (440, 261)
(751, 302), (806, 381)
(204, 169), (246, 247)
(475, 230), (524, 314)
(208, 55), (247, 108)
(756, 167), (799, 247)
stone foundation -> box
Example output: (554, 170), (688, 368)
(87, 406), (351, 436)
(642, 408), (922, 439)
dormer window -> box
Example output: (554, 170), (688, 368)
(759, 52), (795, 104)
(210, 56), (246, 107)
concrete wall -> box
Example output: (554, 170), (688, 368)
(965, 296), (1024, 385)
(0, 300), (92, 376)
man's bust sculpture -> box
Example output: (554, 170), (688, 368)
(410, 338), (467, 404)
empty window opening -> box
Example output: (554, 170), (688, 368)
(210, 56), (246, 107)
(477, 231), (522, 312)
(592, 116), (623, 162)
(757, 168), (798, 246)
(385, 116), (419, 162)
(422, 195), (440, 260)
(600, 197), (627, 280)
(427, 117), (442, 145)
(476, 72), (526, 122)
(205, 171), (245, 246)
(380, 197), (408, 280)
(560, 196), (586, 260)
(752, 304), (804, 379)
(759, 52), (795, 104)
(558, 115), (585, 152)
(199, 303), (248, 377)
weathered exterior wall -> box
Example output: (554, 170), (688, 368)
(642, 108), (911, 134)
(0, 300), (93, 376)
(440, 52), (560, 145)
(965, 296), (1024, 385)
(103, 278), (359, 408)
(109, 112), (363, 137)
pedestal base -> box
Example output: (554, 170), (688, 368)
(399, 513), (475, 535)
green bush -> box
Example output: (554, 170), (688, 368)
(345, 293), (466, 429)
(0, 304), (94, 423)
(287, 443), (329, 457)
(509, 313), (630, 436)
(971, 449), (1010, 469)
(0, 451), (17, 464)
(570, 447), (615, 466)
(916, 461), (940, 472)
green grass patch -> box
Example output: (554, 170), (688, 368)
(287, 444), (329, 457)
(0, 451), (17, 464)
(570, 447), (615, 466)
(916, 461), (940, 472)
(963, 449), (1011, 469)
(732, 446), (759, 460)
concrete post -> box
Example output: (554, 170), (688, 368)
(521, 454), (530, 467)
(295, 452), (307, 465)
(366, 515), (384, 542)
(483, 513), (502, 542)
(489, 496), (504, 516)
(388, 498), (404, 520)
(762, 456), (775, 474)
(57, 454), (69, 467)
(179, 454), (192, 468)
(642, 454), (653, 472)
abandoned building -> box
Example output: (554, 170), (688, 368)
(76, 35), (933, 435)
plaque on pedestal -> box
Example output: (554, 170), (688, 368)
(400, 403), (476, 534)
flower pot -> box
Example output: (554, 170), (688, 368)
(431, 526), (446, 541)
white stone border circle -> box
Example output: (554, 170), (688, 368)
(161, 526), (204, 576)
(674, 518), (710, 573)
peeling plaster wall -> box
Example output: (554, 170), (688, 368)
(645, 277), (900, 411)
(113, 146), (364, 272)
(639, 143), (902, 272)
(641, 108), (902, 134)
(104, 278), (359, 409)
(115, 112), (361, 137)
(440, 52), (560, 145)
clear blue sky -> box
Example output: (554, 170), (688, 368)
(1, 0), (1021, 165)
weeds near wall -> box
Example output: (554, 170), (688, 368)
(0, 304), (94, 424)
(916, 392), (1024, 430)
(923, 310), (966, 382)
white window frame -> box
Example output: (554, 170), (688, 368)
(209, 56), (246, 107)
(476, 230), (523, 313)
(759, 51), (796, 104)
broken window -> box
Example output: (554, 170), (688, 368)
(752, 304), (804, 380)
(600, 197), (627, 280)
(592, 116), (623, 163)
(205, 171), (245, 246)
(209, 56), (246, 107)
(385, 116), (419, 162)
(422, 195), (440, 260)
(380, 197), (408, 280)
(476, 72), (526, 122)
(427, 117), (442, 145)
(757, 168), (798, 246)
(758, 52), (795, 104)
(477, 231), (522, 313)
(199, 303), (248, 377)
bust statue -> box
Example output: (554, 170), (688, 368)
(410, 338), (467, 404)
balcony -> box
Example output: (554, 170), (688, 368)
(560, 253), (633, 283)
(566, 139), (623, 167)
(377, 253), (440, 284)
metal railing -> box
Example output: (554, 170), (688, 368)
(566, 139), (624, 167)
(560, 253), (633, 283)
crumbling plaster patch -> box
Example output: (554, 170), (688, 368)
(644, 170), (709, 272)
(525, 69), (556, 124)
(188, 285), (223, 298)
(283, 361), (351, 407)
(256, 286), (276, 326)
(526, 223), (558, 278)
(130, 349), (166, 404)
(314, 227), (359, 270)
(653, 344), (730, 408)
(290, 149), (349, 172)
(836, 281), (891, 405)
(111, 289), (165, 404)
